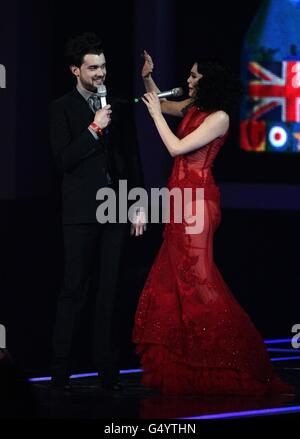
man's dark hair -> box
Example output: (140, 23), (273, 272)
(65, 32), (104, 67)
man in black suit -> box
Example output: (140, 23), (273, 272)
(49, 33), (145, 390)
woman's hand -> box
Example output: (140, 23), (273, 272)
(141, 92), (162, 119)
(142, 50), (154, 79)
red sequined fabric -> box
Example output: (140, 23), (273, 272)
(132, 106), (293, 395)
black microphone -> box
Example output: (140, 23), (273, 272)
(134, 87), (183, 103)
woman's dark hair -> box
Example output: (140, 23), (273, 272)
(192, 59), (242, 115)
(65, 32), (104, 67)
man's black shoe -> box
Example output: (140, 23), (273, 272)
(50, 376), (72, 391)
(101, 381), (123, 392)
(98, 370), (123, 391)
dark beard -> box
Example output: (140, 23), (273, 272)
(81, 79), (97, 93)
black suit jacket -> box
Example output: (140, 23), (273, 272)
(50, 88), (143, 224)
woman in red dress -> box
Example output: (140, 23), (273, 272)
(132, 51), (292, 396)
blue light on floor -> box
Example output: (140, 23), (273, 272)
(271, 356), (300, 362)
(265, 338), (293, 344)
(180, 405), (300, 420)
(30, 376), (52, 382)
(70, 372), (98, 379)
(268, 348), (300, 353)
(29, 368), (143, 383)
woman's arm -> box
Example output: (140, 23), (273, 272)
(142, 92), (229, 157)
(142, 50), (192, 117)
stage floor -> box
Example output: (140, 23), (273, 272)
(32, 366), (299, 420)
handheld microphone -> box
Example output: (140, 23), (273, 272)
(134, 87), (183, 103)
(96, 84), (110, 136)
(96, 85), (112, 182)
(97, 84), (107, 108)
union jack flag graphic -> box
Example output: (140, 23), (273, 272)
(249, 61), (300, 122)
(241, 60), (300, 152)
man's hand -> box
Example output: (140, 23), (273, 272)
(130, 207), (147, 237)
(94, 104), (112, 129)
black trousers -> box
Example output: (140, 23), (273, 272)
(51, 222), (126, 377)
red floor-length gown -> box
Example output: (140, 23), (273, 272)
(133, 106), (292, 395)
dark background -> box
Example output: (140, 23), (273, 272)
(0, 0), (299, 376)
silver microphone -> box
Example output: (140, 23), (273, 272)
(97, 84), (107, 108)
(157, 87), (183, 98)
(134, 87), (183, 103)
(97, 84), (110, 136)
